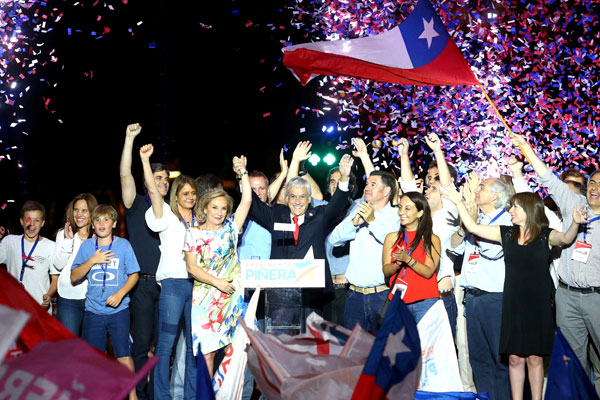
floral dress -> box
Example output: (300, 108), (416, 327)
(183, 218), (244, 355)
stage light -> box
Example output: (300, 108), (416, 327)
(323, 153), (336, 166)
(308, 154), (321, 166)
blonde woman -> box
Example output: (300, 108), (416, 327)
(184, 156), (251, 377)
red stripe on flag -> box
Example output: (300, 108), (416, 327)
(307, 324), (330, 355)
(351, 374), (387, 400)
(257, 355), (281, 393)
(283, 41), (478, 87)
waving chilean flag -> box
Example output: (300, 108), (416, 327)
(351, 292), (422, 399)
(282, 0), (478, 86)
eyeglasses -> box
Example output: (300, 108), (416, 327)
(564, 180), (584, 188)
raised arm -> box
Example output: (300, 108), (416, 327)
(425, 133), (452, 188)
(287, 141), (312, 179)
(510, 133), (550, 178)
(352, 137), (375, 177)
(140, 144), (164, 219)
(549, 205), (588, 246)
(305, 173), (324, 201)
(443, 185), (502, 243)
(508, 157), (524, 181)
(268, 148), (288, 204)
(120, 123), (142, 208)
(319, 155), (353, 224)
(398, 138), (415, 183)
(233, 156), (252, 231)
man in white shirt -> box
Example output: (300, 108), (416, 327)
(328, 170), (399, 333)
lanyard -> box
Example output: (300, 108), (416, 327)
(471, 209), (506, 255)
(583, 215), (600, 242)
(180, 213), (195, 229)
(96, 236), (114, 292)
(20, 235), (40, 283)
(400, 233), (417, 279)
(487, 209), (506, 225)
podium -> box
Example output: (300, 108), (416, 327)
(241, 259), (325, 335)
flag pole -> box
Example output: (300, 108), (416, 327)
(477, 83), (532, 164)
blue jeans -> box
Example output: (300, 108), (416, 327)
(154, 279), (196, 400)
(56, 296), (86, 336)
(344, 289), (388, 333)
(442, 293), (458, 342)
(82, 309), (131, 357)
(465, 291), (510, 400)
(406, 297), (438, 325)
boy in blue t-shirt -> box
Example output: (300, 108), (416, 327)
(71, 204), (140, 399)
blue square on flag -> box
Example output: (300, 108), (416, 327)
(399, 0), (450, 68)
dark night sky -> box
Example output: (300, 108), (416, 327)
(1, 0), (348, 234)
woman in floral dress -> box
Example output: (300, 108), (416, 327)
(183, 156), (251, 377)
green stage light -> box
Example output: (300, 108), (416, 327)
(308, 154), (321, 166)
(323, 153), (336, 166)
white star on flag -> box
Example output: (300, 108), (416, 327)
(418, 17), (439, 48)
(382, 327), (411, 368)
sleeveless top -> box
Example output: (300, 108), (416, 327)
(388, 230), (439, 303)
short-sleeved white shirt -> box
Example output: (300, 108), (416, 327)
(0, 234), (57, 309)
(145, 203), (189, 282)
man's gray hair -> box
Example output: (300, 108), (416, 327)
(589, 169), (600, 186)
(488, 178), (513, 210)
(285, 176), (312, 197)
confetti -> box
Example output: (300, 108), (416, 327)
(277, 0), (600, 182)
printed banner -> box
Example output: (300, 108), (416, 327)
(241, 259), (325, 288)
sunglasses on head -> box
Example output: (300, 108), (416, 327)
(564, 180), (584, 188)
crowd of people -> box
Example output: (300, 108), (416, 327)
(1, 123), (599, 400)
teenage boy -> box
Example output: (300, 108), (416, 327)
(0, 201), (57, 313)
(71, 205), (140, 400)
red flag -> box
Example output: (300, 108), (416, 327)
(0, 339), (157, 399)
(0, 268), (74, 357)
(282, 0), (478, 87)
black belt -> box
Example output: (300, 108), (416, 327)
(140, 273), (156, 279)
(559, 281), (600, 294)
(465, 287), (490, 297)
(334, 283), (348, 289)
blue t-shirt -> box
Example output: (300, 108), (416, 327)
(72, 236), (140, 315)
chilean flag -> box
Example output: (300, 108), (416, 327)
(282, 0), (478, 86)
(351, 292), (422, 400)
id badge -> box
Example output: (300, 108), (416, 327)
(571, 240), (592, 264)
(466, 253), (480, 273)
(392, 278), (408, 300)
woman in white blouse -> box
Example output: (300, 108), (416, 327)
(140, 144), (198, 400)
(53, 193), (98, 335)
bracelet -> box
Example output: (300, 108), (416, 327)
(456, 230), (466, 238)
(409, 258), (418, 268)
(237, 170), (248, 178)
